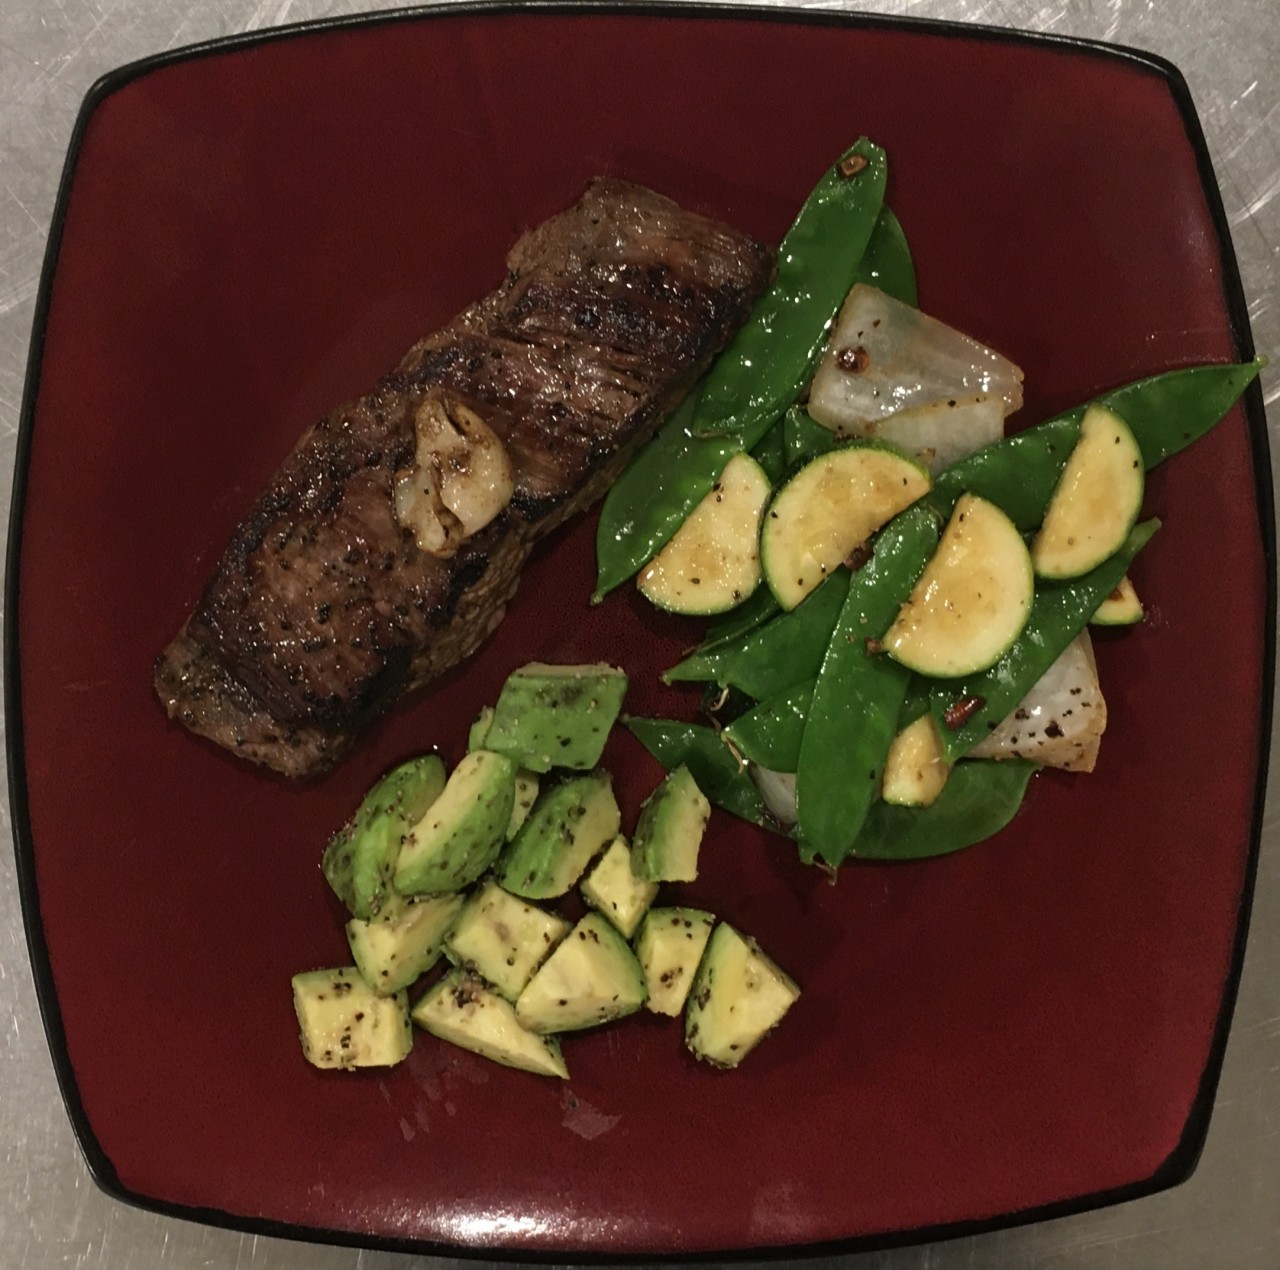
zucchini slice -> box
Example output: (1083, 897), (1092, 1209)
(881, 715), (950, 807)
(638, 452), (771, 615)
(884, 493), (1033, 677)
(1031, 404), (1144, 579)
(760, 443), (931, 610)
(1091, 573), (1143, 626)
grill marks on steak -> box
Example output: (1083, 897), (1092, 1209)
(155, 179), (773, 777)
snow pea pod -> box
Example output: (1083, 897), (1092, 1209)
(691, 139), (888, 439)
(897, 678), (934, 729)
(623, 717), (768, 827)
(797, 505), (942, 865)
(930, 519), (1160, 761)
(723, 679), (813, 772)
(750, 416), (788, 485)
(932, 361), (1261, 529)
(698, 585), (780, 651)
(856, 204), (917, 307)
(931, 418), (1079, 530)
(835, 759), (1039, 861)
(1112, 359), (1261, 466)
(783, 406), (839, 469)
(594, 392), (745, 601)
(664, 569), (850, 696)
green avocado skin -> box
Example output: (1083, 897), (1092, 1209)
(393, 751), (517, 896)
(496, 770), (621, 899)
(483, 664), (627, 773)
(321, 755), (447, 920)
(631, 765), (710, 883)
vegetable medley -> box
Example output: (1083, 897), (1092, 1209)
(596, 138), (1260, 869)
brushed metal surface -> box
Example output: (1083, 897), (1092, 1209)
(1, 2), (1275, 1267)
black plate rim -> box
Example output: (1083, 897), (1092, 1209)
(5, 1), (1273, 1260)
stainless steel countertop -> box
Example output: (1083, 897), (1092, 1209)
(2, 1), (1276, 1266)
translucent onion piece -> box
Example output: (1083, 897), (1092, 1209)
(855, 393), (1005, 474)
(807, 284), (1024, 465)
(970, 632), (1107, 772)
(750, 764), (798, 825)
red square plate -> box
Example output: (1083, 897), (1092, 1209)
(8, 3), (1271, 1257)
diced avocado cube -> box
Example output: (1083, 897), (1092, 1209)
(634, 906), (715, 1016)
(483, 663), (627, 773)
(469, 707), (540, 839)
(496, 770), (620, 899)
(515, 913), (647, 1034)
(321, 755), (446, 920)
(346, 892), (465, 995)
(467, 706), (495, 752)
(292, 967), (413, 1070)
(631, 764), (710, 882)
(393, 751), (516, 896)
(580, 836), (658, 938)
(507, 769), (540, 840)
(685, 924), (799, 1068)
(413, 971), (568, 1079)
(444, 879), (571, 1000)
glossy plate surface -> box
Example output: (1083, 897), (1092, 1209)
(8, 3), (1271, 1257)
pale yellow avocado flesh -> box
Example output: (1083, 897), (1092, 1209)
(685, 924), (799, 1068)
(346, 892), (465, 996)
(761, 445), (931, 610)
(515, 913), (646, 1034)
(579, 836), (658, 938)
(635, 906), (716, 1017)
(444, 879), (571, 1001)
(412, 971), (568, 1078)
(884, 493), (1034, 678)
(881, 715), (950, 807)
(630, 764), (710, 883)
(292, 967), (413, 1070)
(639, 452), (771, 614)
(1032, 404), (1144, 579)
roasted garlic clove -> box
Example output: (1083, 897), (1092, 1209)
(393, 394), (514, 557)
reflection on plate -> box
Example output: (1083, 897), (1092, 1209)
(8, 4), (1270, 1257)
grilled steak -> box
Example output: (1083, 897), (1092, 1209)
(155, 179), (774, 778)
